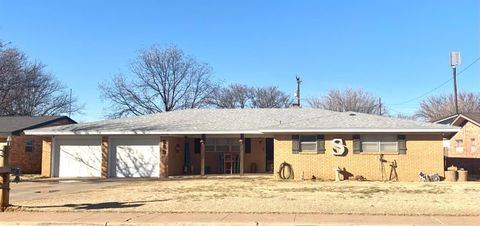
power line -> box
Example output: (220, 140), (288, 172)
(392, 56), (480, 106)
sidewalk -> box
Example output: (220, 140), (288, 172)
(0, 212), (479, 225)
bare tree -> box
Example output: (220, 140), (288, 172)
(0, 41), (81, 116)
(251, 86), (292, 108)
(209, 84), (253, 108)
(100, 46), (218, 118)
(416, 92), (480, 121)
(308, 88), (385, 114)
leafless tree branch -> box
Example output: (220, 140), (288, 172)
(416, 91), (480, 121)
(308, 88), (386, 115)
(100, 45), (219, 118)
(0, 41), (82, 116)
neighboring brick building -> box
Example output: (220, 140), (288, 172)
(25, 109), (458, 181)
(0, 116), (76, 173)
(435, 113), (480, 174)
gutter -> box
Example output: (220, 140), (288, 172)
(24, 130), (265, 136)
(24, 128), (460, 136)
(259, 128), (460, 133)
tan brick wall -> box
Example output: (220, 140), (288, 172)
(448, 121), (480, 158)
(245, 138), (266, 173)
(159, 138), (168, 177)
(41, 137), (52, 177)
(101, 136), (108, 177)
(274, 134), (444, 182)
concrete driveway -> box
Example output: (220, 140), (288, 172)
(9, 178), (128, 203)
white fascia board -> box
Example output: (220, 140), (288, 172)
(259, 128), (460, 133)
(25, 128), (460, 135)
(24, 130), (264, 135)
(432, 114), (459, 124)
(451, 115), (480, 127)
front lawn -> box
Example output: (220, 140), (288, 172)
(12, 176), (480, 216)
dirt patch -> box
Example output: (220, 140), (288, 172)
(11, 176), (480, 216)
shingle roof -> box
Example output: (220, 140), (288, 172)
(24, 109), (459, 135)
(0, 116), (74, 135)
(448, 112), (480, 127)
(461, 113), (480, 125)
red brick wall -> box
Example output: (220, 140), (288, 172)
(9, 118), (74, 174)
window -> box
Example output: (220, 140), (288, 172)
(361, 135), (397, 153)
(471, 138), (476, 152)
(455, 139), (463, 152)
(205, 138), (240, 152)
(25, 140), (33, 152)
(300, 135), (317, 152)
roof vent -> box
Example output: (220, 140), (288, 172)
(349, 113), (356, 116)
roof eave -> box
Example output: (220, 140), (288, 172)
(24, 130), (265, 136)
(25, 128), (460, 135)
(259, 128), (460, 133)
(451, 114), (480, 127)
(432, 114), (459, 124)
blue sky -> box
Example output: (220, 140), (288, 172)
(0, 0), (479, 122)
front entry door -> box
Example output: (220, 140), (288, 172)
(265, 138), (274, 173)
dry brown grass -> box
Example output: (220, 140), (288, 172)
(12, 176), (480, 216)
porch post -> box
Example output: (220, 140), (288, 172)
(239, 134), (245, 176)
(200, 134), (206, 176)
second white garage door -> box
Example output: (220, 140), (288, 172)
(109, 137), (160, 177)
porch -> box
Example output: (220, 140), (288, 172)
(164, 135), (274, 177)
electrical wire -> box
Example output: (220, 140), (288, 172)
(392, 56), (480, 106)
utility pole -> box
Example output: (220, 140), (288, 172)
(450, 52), (461, 114)
(294, 76), (301, 107)
(379, 97), (382, 115)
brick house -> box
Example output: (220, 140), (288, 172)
(0, 116), (76, 173)
(434, 113), (480, 174)
(25, 109), (458, 181)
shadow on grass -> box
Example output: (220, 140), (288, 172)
(22, 199), (170, 210)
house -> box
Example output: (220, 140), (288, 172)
(0, 116), (76, 173)
(434, 113), (480, 174)
(24, 109), (459, 181)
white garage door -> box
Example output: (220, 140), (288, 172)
(56, 137), (102, 177)
(110, 137), (160, 177)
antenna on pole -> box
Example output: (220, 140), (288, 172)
(379, 97), (382, 116)
(294, 76), (301, 107)
(450, 51), (461, 115)
(69, 88), (72, 118)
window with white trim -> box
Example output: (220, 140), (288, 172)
(205, 138), (240, 152)
(455, 139), (463, 152)
(361, 135), (397, 153)
(470, 138), (476, 152)
(300, 135), (317, 152)
(25, 140), (33, 152)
